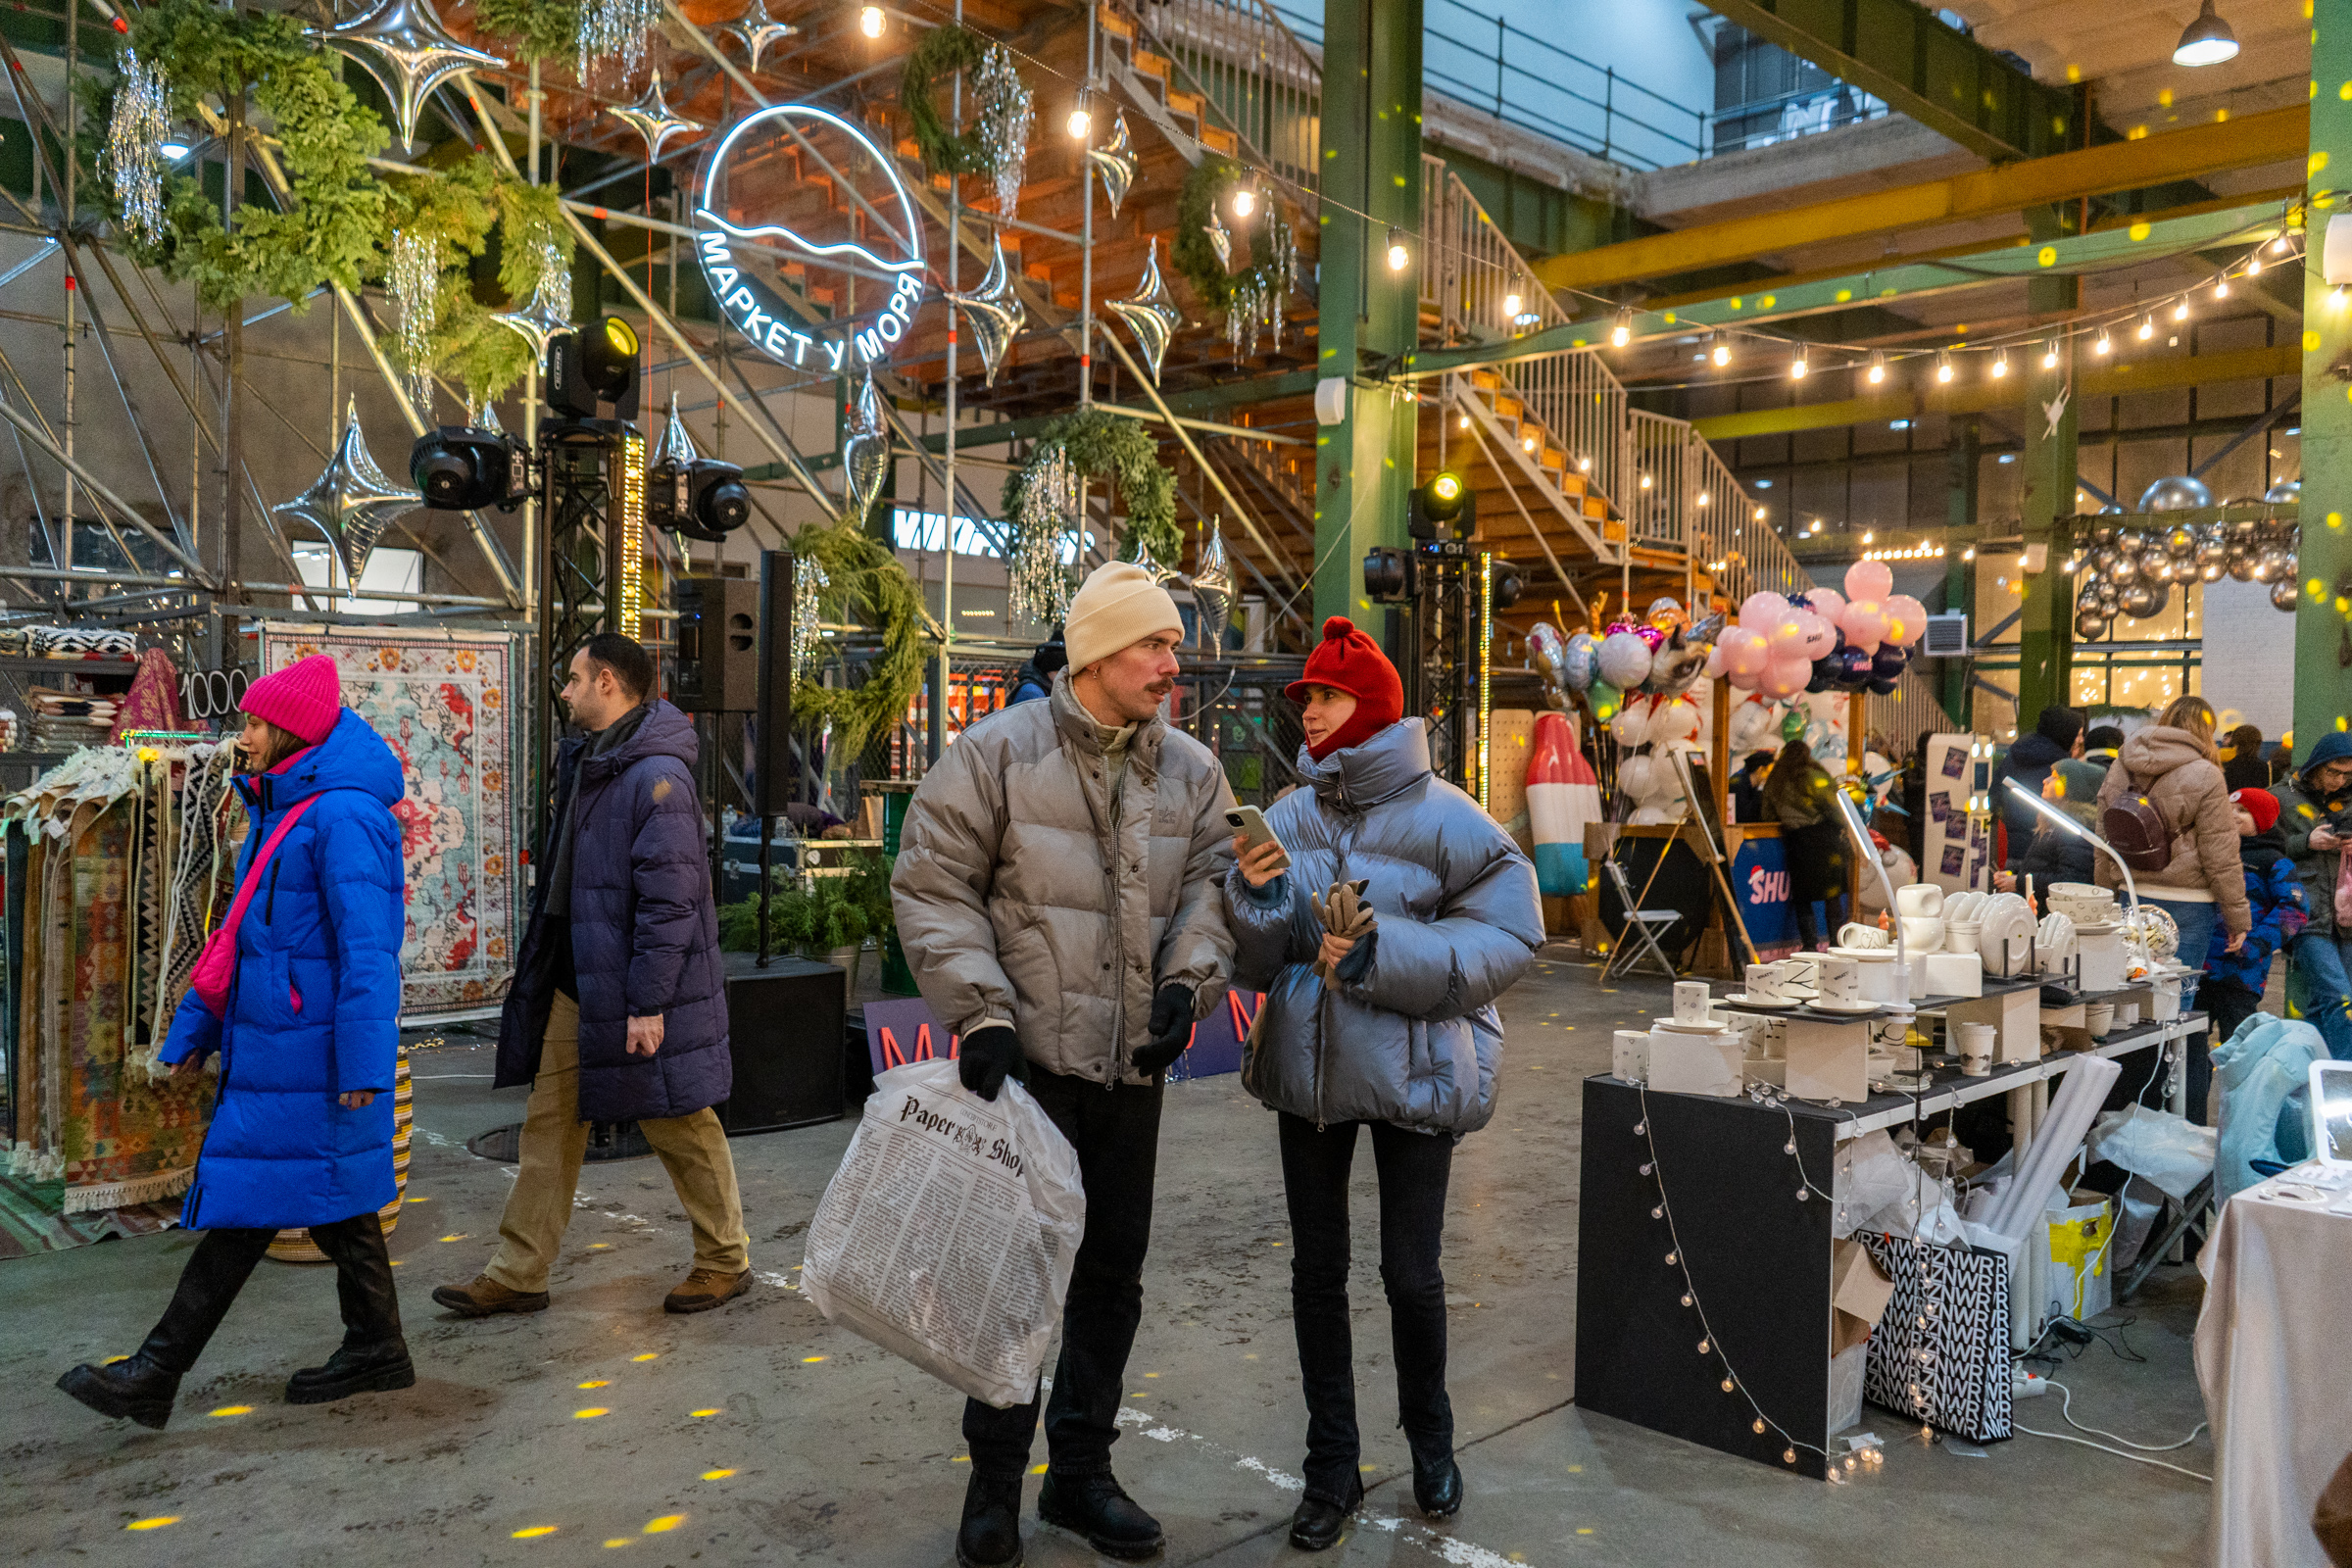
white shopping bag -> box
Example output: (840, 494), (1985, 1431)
(801, 1058), (1087, 1408)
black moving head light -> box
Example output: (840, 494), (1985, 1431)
(410, 426), (519, 511)
(546, 315), (642, 419)
(650, 456), (753, 542)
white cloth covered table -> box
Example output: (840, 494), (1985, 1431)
(2194, 1178), (2352, 1567)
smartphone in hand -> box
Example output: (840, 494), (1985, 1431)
(1225, 805), (1292, 873)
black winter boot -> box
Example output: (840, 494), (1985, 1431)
(1038, 1470), (1163, 1560)
(56, 1355), (180, 1430)
(286, 1340), (416, 1404)
(1287, 1481), (1363, 1552)
(57, 1226), (273, 1429)
(956, 1471), (1026, 1568)
(1412, 1453), (1463, 1519)
(289, 1211), (414, 1404)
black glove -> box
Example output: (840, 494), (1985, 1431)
(957, 1025), (1026, 1102)
(1131, 985), (1197, 1079)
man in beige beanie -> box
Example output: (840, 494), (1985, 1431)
(893, 558), (1236, 1566)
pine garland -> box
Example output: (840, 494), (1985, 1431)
(789, 520), (936, 758)
(1008, 409), (1181, 568)
(900, 24), (993, 180)
(471, 0), (581, 64)
(1172, 156), (1247, 311)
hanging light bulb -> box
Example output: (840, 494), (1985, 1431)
(1788, 345), (1809, 379)
(1231, 184), (1256, 219)
(1611, 307), (1633, 348)
(1990, 350), (2008, 379)
(1066, 88), (1093, 140)
(1866, 350), (1886, 384)
(2173, 0), (2239, 67)
(1457, 412), (1469, 431)
(2273, 231), (2293, 255)
(1503, 290), (1523, 319)
(1578, 455), (1592, 472)
(2216, 276), (2231, 299)
(1711, 331), (1732, 368)
(2040, 338), (2059, 370)
(2137, 313), (2155, 340)
(1935, 351), (1953, 384)
(2094, 327), (2113, 355)
(1385, 227), (1410, 271)
(2174, 298), (2190, 320)
(2247, 252), (2264, 276)
(858, 3), (885, 38)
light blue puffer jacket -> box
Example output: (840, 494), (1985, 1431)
(1227, 720), (1543, 1135)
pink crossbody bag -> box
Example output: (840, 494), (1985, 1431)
(190, 796), (321, 1019)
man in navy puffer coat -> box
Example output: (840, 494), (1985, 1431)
(439, 633), (750, 1319)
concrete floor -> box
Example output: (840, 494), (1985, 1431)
(1, 958), (2217, 1566)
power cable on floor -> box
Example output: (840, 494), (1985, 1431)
(2013, 1379), (2210, 1483)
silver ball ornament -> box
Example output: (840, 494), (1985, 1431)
(2138, 475), (2213, 512)
(2074, 607), (2111, 640)
(2165, 524), (2198, 560)
(2272, 576), (2301, 612)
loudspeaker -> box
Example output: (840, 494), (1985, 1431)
(755, 549), (797, 814)
(673, 575), (758, 711)
(719, 953), (845, 1134)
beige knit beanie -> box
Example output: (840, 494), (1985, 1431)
(1064, 561), (1184, 673)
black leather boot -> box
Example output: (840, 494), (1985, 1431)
(289, 1212), (414, 1404)
(1038, 1470), (1163, 1559)
(286, 1340), (416, 1404)
(56, 1354), (180, 1430)
(1287, 1481), (1363, 1552)
(57, 1227), (272, 1429)
(956, 1471), (1026, 1568)
(1413, 1454), (1463, 1519)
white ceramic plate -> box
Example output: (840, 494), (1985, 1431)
(1651, 1017), (1730, 1033)
(1807, 997), (1882, 1014)
(1722, 993), (1799, 1008)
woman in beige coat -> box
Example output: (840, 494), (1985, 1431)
(2093, 696), (2247, 1083)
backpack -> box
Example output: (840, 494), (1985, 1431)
(2101, 773), (2175, 874)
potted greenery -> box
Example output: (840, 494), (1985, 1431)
(717, 849), (895, 991)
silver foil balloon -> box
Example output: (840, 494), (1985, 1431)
(2194, 526), (2229, 575)
(1201, 208), (1232, 270)
(493, 259), (574, 356)
(310, 0), (505, 147)
(2164, 523), (2198, 560)
(2254, 546), (2291, 583)
(611, 69), (707, 161)
(2119, 580), (2164, 619)
(1192, 519), (1233, 658)
(2109, 550), (2140, 586)
(1105, 236), (1182, 384)
(2227, 547), (2258, 582)
(1129, 541), (1181, 585)
(2075, 608), (2111, 640)
(2229, 516), (2261, 547)
(2094, 578), (2121, 610)
(2273, 575), (2302, 611)
(724, 13), (797, 69)
(839, 368), (891, 525)
(2265, 478), (2302, 504)
(1087, 111), (1138, 218)
(2090, 545), (2120, 572)
(945, 234), (1026, 388)
(1527, 621), (1570, 700)
(656, 390), (698, 466)
(272, 399), (420, 584)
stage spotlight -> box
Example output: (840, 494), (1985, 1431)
(411, 426), (519, 512)
(546, 316), (642, 419)
(650, 456), (754, 542)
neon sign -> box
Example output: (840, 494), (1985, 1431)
(692, 102), (929, 371)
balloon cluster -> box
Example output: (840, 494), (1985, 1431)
(1706, 561), (1926, 699)
(1529, 597), (1724, 724)
(2072, 514), (2300, 640)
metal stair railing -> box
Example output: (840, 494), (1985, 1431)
(1110, 0), (1324, 191)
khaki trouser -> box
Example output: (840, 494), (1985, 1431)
(486, 992), (749, 1293)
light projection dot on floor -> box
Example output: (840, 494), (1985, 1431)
(702, 1469), (736, 1480)
(690, 1408), (721, 1418)
(604, 1539), (633, 1548)
(590, 1244), (612, 1250)
(645, 1515), (686, 1534)
(575, 1407), (610, 1419)
(208, 1405), (254, 1417)
(512, 1526), (560, 1539)
(1030, 1463), (1050, 1475)
(579, 1380), (611, 1389)
(801, 1355), (826, 1363)
(632, 1352), (659, 1361)
(437, 1234), (469, 1243)
(1143, 1372), (1160, 1378)
(124, 1517), (179, 1531)
(105, 1354), (130, 1364)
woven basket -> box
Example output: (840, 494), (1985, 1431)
(268, 1045), (412, 1264)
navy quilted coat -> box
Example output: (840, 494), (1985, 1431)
(158, 709), (407, 1230)
(494, 700), (730, 1122)
(1226, 719), (1544, 1135)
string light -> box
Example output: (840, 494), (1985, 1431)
(1866, 350), (1886, 385)
(1711, 331), (1732, 368)
(2273, 231), (2292, 254)
(1935, 351), (1953, 384)
(1611, 307), (1633, 348)
(1066, 88), (1092, 139)
(2174, 298), (2190, 320)
(2216, 277), (2231, 299)
(2040, 338), (2059, 369)
(1578, 455), (1592, 472)
(858, 4), (884, 37)
(1989, 350), (2008, 379)
(1231, 184), (1256, 219)
(2247, 253), (2263, 276)
(1502, 290), (1522, 318)
(2094, 327), (2113, 355)
(1385, 226), (1410, 271)
(1789, 346), (1809, 379)
(2137, 313), (2155, 340)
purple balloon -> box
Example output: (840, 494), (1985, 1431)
(1866, 676), (1899, 695)
(1871, 645), (1908, 680)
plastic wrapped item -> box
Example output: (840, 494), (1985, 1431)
(2085, 1103), (2216, 1201)
(802, 1058), (1088, 1408)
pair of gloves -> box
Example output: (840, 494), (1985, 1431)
(958, 985), (1199, 1102)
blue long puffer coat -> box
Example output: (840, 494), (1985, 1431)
(158, 708), (407, 1230)
(494, 700), (730, 1122)
(1227, 719), (1544, 1135)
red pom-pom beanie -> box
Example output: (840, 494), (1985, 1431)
(1287, 616), (1403, 759)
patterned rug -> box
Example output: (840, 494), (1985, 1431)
(258, 624), (524, 1021)
(0, 1171), (179, 1259)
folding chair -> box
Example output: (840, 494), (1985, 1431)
(1600, 856), (1682, 981)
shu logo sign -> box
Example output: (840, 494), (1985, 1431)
(692, 102), (928, 371)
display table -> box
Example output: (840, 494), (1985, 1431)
(2195, 1172), (2352, 1567)
(1576, 1011), (2206, 1477)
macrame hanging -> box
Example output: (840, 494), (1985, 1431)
(104, 48), (171, 247)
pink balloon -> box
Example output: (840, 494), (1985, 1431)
(1791, 608), (1838, 660)
(1764, 609), (1806, 663)
(1844, 560), (1894, 603)
(1884, 594), (1929, 647)
(1839, 599), (1887, 655)
(1719, 625), (1772, 677)
(1806, 587), (1846, 624)
(1739, 591), (1788, 634)
(1758, 656), (1812, 700)
(1701, 641), (1729, 679)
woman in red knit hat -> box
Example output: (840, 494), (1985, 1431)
(1225, 616), (1544, 1548)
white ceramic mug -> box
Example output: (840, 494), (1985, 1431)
(1674, 980), (1712, 1024)
(1945, 921), (1982, 955)
(1899, 914), (1944, 954)
(1781, 953), (1824, 994)
(1956, 1021), (1996, 1076)
(1838, 922), (1889, 950)
(1744, 962), (1789, 1000)
(1817, 955), (1862, 1004)
(1895, 882), (1944, 918)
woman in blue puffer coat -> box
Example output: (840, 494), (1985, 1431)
(57, 654), (409, 1430)
(1227, 617), (1544, 1551)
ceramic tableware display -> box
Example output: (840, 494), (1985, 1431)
(1674, 981), (1711, 1024)
(1816, 955), (1863, 1004)
(1899, 914), (1944, 953)
(1955, 1021), (1996, 1077)
(2034, 910), (2078, 977)
(1978, 893), (2036, 978)
(1944, 918), (1983, 955)
(2084, 1002), (2115, 1039)
(1838, 922), (1889, 950)
(1612, 1029), (1651, 1083)
(1895, 883), (1944, 918)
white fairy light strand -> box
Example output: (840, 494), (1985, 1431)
(792, 554), (829, 682)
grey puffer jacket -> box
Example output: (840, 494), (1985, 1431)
(892, 672), (1236, 1085)
(1227, 720), (1544, 1135)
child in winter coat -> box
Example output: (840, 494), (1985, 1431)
(2203, 787), (2308, 1057)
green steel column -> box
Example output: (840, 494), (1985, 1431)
(2299, 24), (2352, 750)
(2017, 206), (2080, 728)
(1313, 0), (1422, 632)
(1942, 418), (1980, 722)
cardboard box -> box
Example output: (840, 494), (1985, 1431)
(1831, 1237), (1895, 1355)
(1646, 1030), (1742, 1097)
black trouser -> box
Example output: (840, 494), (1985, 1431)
(141, 1210), (401, 1372)
(963, 1068), (1162, 1479)
(1277, 1112), (1456, 1506)
(1791, 892), (1847, 951)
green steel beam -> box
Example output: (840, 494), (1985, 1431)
(1702, 0), (2082, 164)
(2297, 16), (2352, 751)
(1399, 199), (2291, 384)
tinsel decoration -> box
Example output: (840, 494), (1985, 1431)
(973, 42), (1034, 220)
(493, 242), (574, 355)
(390, 227), (443, 410)
(1105, 236), (1182, 384)
(310, 0), (506, 147)
(578, 0), (662, 86)
(946, 234), (1026, 387)
(792, 554), (829, 681)
(1192, 518), (1233, 659)
(839, 368), (892, 525)
(1005, 445), (1076, 626)
(1087, 111), (1138, 217)
(271, 399), (420, 584)
(104, 47), (171, 247)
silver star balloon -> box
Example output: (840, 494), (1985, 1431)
(1105, 236), (1182, 384)
(1201, 208), (1232, 270)
(272, 399), (420, 584)
(946, 234), (1026, 388)
(611, 69), (707, 162)
(723, 13), (797, 69)
(1192, 518), (1233, 659)
(1130, 541), (1175, 584)
(1087, 111), (1138, 218)
(839, 368), (891, 526)
(310, 0), (506, 147)
(656, 390), (699, 466)
(492, 257), (573, 357)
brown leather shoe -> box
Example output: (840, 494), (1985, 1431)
(431, 1274), (551, 1317)
(663, 1266), (753, 1314)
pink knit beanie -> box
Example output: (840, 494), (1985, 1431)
(242, 654), (343, 744)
